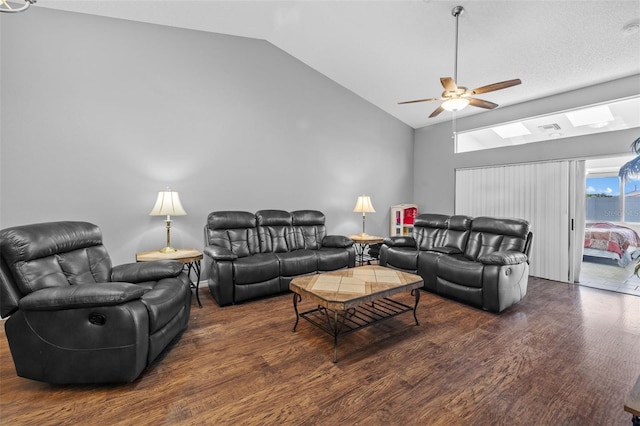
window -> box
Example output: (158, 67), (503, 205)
(586, 175), (640, 223)
(455, 96), (640, 154)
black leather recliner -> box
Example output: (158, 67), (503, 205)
(0, 221), (191, 384)
(203, 210), (355, 306)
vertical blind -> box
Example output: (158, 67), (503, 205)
(569, 160), (586, 283)
(455, 161), (571, 282)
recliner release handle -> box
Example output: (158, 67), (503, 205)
(88, 313), (106, 326)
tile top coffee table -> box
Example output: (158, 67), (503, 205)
(290, 265), (424, 362)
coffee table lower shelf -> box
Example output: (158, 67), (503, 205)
(292, 293), (420, 363)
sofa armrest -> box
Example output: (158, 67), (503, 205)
(203, 246), (238, 261)
(322, 235), (354, 248)
(478, 251), (528, 266)
(111, 260), (183, 283)
(18, 283), (146, 311)
(430, 246), (463, 255)
(383, 236), (416, 248)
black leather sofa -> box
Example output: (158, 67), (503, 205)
(0, 221), (191, 384)
(204, 210), (355, 306)
(380, 214), (533, 313)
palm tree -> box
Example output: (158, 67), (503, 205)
(618, 136), (640, 182)
(618, 136), (640, 276)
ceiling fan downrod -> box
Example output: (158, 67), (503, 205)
(451, 6), (464, 84)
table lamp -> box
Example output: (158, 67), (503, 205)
(149, 189), (187, 253)
(353, 195), (375, 237)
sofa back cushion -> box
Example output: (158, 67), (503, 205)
(291, 210), (326, 250)
(442, 215), (472, 252)
(464, 217), (531, 261)
(0, 221), (112, 298)
(256, 210), (294, 253)
(413, 214), (449, 250)
(205, 211), (260, 258)
(413, 214), (471, 252)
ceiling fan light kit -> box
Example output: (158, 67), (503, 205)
(442, 98), (470, 112)
(399, 5), (521, 118)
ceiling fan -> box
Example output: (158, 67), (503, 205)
(399, 5), (521, 118)
(0, 0), (36, 13)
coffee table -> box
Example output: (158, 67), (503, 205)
(290, 265), (423, 362)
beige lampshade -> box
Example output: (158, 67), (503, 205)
(353, 195), (375, 213)
(149, 191), (187, 217)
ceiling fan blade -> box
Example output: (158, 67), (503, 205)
(471, 79), (522, 95)
(398, 97), (441, 105)
(429, 105), (445, 118)
(440, 77), (458, 92)
(469, 98), (499, 109)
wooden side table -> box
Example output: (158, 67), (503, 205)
(626, 375), (640, 426)
(348, 234), (384, 266)
(136, 248), (204, 308)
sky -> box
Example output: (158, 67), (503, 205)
(586, 177), (640, 196)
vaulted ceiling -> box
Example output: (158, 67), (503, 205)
(37, 0), (640, 129)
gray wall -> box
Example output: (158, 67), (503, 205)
(0, 8), (414, 265)
(414, 75), (640, 214)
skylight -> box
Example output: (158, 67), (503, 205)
(492, 122), (532, 139)
(455, 96), (640, 153)
(566, 105), (614, 127)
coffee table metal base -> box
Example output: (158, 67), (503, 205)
(292, 289), (420, 363)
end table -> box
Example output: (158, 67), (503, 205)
(136, 248), (204, 308)
(348, 234), (384, 266)
(626, 375), (640, 426)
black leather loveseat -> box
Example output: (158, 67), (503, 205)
(204, 210), (355, 306)
(380, 214), (533, 313)
(0, 221), (192, 384)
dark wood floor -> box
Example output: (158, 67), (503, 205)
(1, 277), (639, 425)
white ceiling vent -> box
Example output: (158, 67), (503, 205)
(538, 123), (562, 132)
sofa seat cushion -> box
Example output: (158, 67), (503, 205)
(429, 246), (463, 255)
(317, 248), (350, 271)
(275, 250), (317, 276)
(384, 247), (419, 271)
(233, 253), (279, 285)
(437, 256), (484, 289)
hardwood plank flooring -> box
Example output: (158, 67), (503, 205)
(1, 277), (639, 425)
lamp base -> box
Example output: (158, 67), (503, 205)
(159, 246), (178, 253)
(357, 232), (369, 237)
